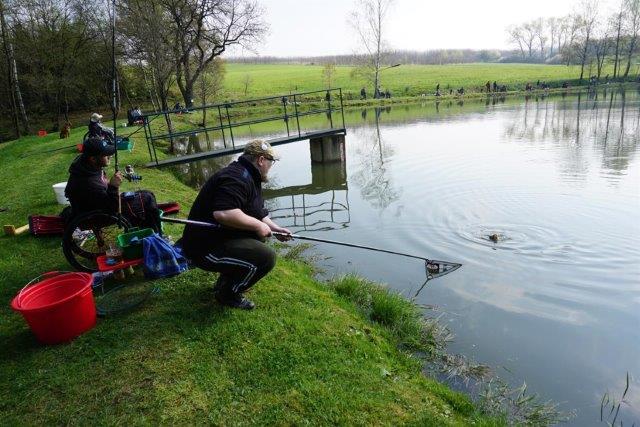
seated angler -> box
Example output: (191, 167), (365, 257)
(87, 112), (114, 141)
(127, 107), (144, 125)
(65, 137), (121, 216)
(64, 137), (161, 231)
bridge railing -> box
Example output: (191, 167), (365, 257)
(140, 88), (346, 165)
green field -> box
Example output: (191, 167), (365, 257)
(221, 62), (619, 99)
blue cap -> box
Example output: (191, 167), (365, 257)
(83, 137), (116, 156)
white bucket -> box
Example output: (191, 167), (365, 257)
(52, 182), (69, 205)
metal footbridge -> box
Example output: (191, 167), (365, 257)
(140, 88), (347, 168)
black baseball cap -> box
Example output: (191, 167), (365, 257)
(83, 137), (116, 156)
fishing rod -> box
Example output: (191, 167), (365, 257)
(110, 0), (118, 175)
(161, 217), (462, 281)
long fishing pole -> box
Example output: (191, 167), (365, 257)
(161, 217), (462, 280)
(109, 0), (124, 220)
(111, 0), (118, 175)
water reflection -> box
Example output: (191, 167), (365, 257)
(172, 134), (229, 189)
(264, 161), (350, 232)
(351, 107), (400, 210)
(503, 88), (639, 185)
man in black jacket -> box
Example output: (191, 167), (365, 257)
(65, 137), (122, 216)
(181, 140), (292, 310)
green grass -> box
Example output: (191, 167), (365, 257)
(221, 62), (626, 99)
(0, 128), (502, 424)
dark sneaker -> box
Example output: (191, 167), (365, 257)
(215, 292), (255, 310)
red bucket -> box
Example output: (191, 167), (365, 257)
(11, 272), (96, 345)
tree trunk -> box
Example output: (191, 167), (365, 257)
(8, 36), (27, 133)
(148, 66), (162, 111)
(579, 34), (590, 82)
(0, 3), (19, 138)
(183, 82), (194, 109)
(157, 87), (174, 153)
(4, 63), (20, 138)
(623, 37), (637, 77)
(0, 3), (28, 134)
(64, 88), (69, 123)
(200, 73), (207, 127)
(613, 12), (622, 78)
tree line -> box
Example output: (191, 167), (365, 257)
(507, 0), (639, 80)
(0, 0), (265, 141)
(1, 0), (638, 142)
(230, 49), (516, 66)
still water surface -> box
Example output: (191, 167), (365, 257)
(173, 89), (640, 425)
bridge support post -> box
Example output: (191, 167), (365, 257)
(310, 134), (345, 163)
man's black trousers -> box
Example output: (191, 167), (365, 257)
(190, 236), (276, 296)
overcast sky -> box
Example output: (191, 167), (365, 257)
(233, 0), (620, 58)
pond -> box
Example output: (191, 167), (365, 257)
(171, 88), (640, 425)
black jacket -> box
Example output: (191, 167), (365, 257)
(181, 156), (268, 255)
(65, 155), (119, 216)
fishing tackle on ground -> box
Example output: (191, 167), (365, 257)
(124, 165), (142, 182)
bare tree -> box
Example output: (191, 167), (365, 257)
(350, 0), (393, 98)
(594, 21), (611, 77)
(521, 21), (538, 58)
(547, 17), (560, 57)
(242, 73), (252, 96)
(199, 57), (225, 126)
(121, 0), (176, 108)
(559, 14), (583, 65)
(321, 61), (336, 88)
(161, 0), (266, 108)
(532, 18), (548, 59)
(120, 0), (177, 149)
(611, 0), (625, 77)
(508, 25), (526, 58)
(622, 0), (640, 77)
(576, 0), (600, 82)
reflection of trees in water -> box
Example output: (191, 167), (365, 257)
(170, 131), (237, 189)
(351, 107), (400, 209)
(503, 88), (639, 181)
(172, 156), (231, 190)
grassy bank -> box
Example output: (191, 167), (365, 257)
(0, 129), (502, 424)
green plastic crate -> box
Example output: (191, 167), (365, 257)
(116, 227), (154, 260)
(116, 139), (133, 151)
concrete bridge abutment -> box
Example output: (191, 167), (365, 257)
(310, 134), (345, 163)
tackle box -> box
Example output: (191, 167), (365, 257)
(116, 138), (133, 151)
(116, 227), (154, 260)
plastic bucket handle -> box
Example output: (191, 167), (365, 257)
(15, 271), (87, 309)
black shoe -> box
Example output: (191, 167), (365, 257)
(215, 292), (255, 310)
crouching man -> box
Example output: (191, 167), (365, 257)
(180, 140), (291, 310)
